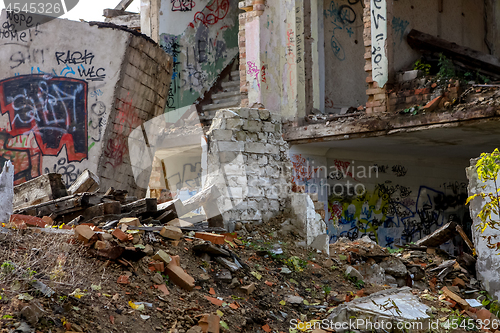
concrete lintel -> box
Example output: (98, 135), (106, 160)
(283, 106), (500, 144)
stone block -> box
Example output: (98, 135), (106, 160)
(262, 122), (275, 132)
(153, 250), (172, 265)
(160, 226), (183, 240)
(218, 141), (244, 152)
(211, 129), (233, 141)
(242, 120), (263, 132)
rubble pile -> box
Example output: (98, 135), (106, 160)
(0, 171), (497, 332)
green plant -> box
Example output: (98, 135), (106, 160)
(466, 148), (500, 252)
(386, 247), (404, 254)
(402, 105), (420, 116)
(284, 256), (307, 272)
(322, 285), (332, 299)
(443, 309), (478, 331)
(480, 291), (500, 317)
(345, 273), (365, 289)
(413, 59), (431, 76)
(161, 273), (170, 285)
(437, 54), (456, 79)
(1, 261), (15, 275)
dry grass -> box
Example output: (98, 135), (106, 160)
(0, 229), (108, 298)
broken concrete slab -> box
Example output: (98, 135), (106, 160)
(327, 287), (431, 331)
(379, 257), (408, 277)
(415, 221), (456, 247)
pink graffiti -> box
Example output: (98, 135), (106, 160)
(247, 61), (260, 89)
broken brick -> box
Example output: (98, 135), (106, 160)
(165, 260), (195, 291)
(74, 225), (97, 244)
(441, 286), (469, 309)
(112, 228), (131, 242)
(194, 232), (225, 245)
(154, 284), (170, 296)
(160, 225), (183, 240)
(10, 214), (48, 229)
(94, 240), (107, 250)
(205, 296), (223, 306)
(118, 217), (140, 227)
(423, 96), (442, 112)
(117, 275), (130, 284)
(240, 283), (255, 295)
(452, 277), (466, 289)
(198, 313), (220, 333)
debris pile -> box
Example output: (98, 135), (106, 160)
(0, 171), (496, 333)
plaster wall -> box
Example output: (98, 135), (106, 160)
(290, 145), (470, 252)
(391, 0), (488, 73)
(323, 0), (367, 112)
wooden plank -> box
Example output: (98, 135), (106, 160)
(103, 8), (137, 18)
(114, 0), (134, 10)
(122, 198), (157, 213)
(13, 193), (90, 217)
(407, 29), (500, 78)
(13, 174), (68, 210)
(455, 225), (475, 253)
(67, 169), (100, 195)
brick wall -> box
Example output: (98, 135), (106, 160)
(205, 107), (293, 229)
(97, 33), (172, 198)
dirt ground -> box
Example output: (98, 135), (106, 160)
(0, 217), (490, 333)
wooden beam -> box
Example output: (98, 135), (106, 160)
(103, 8), (138, 18)
(407, 29), (500, 78)
(114, 0), (134, 11)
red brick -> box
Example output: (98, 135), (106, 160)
(198, 314), (220, 333)
(117, 275), (129, 284)
(165, 260), (195, 291)
(194, 232), (225, 245)
(75, 225), (97, 244)
(94, 240), (107, 250)
(452, 277), (466, 289)
(160, 226), (183, 240)
(112, 228), (131, 242)
(423, 96), (442, 112)
(10, 214), (48, 228)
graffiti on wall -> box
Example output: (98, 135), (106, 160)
(370, 0), (388, 87)
(160, 0), (238, 111)
(103, 96), (140, 168)
(392, 16), (409, 43)
(328, 181), (467, 247)
(167, 161), (202, 191)
(324, 0), (360, 61)
(0, 75), (88, 183)
(172, 0), (196, 12)
(190, 0), (229, 28)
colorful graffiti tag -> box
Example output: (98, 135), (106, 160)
(0, 75), (87, 183)
(328, 183), (467, 247)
